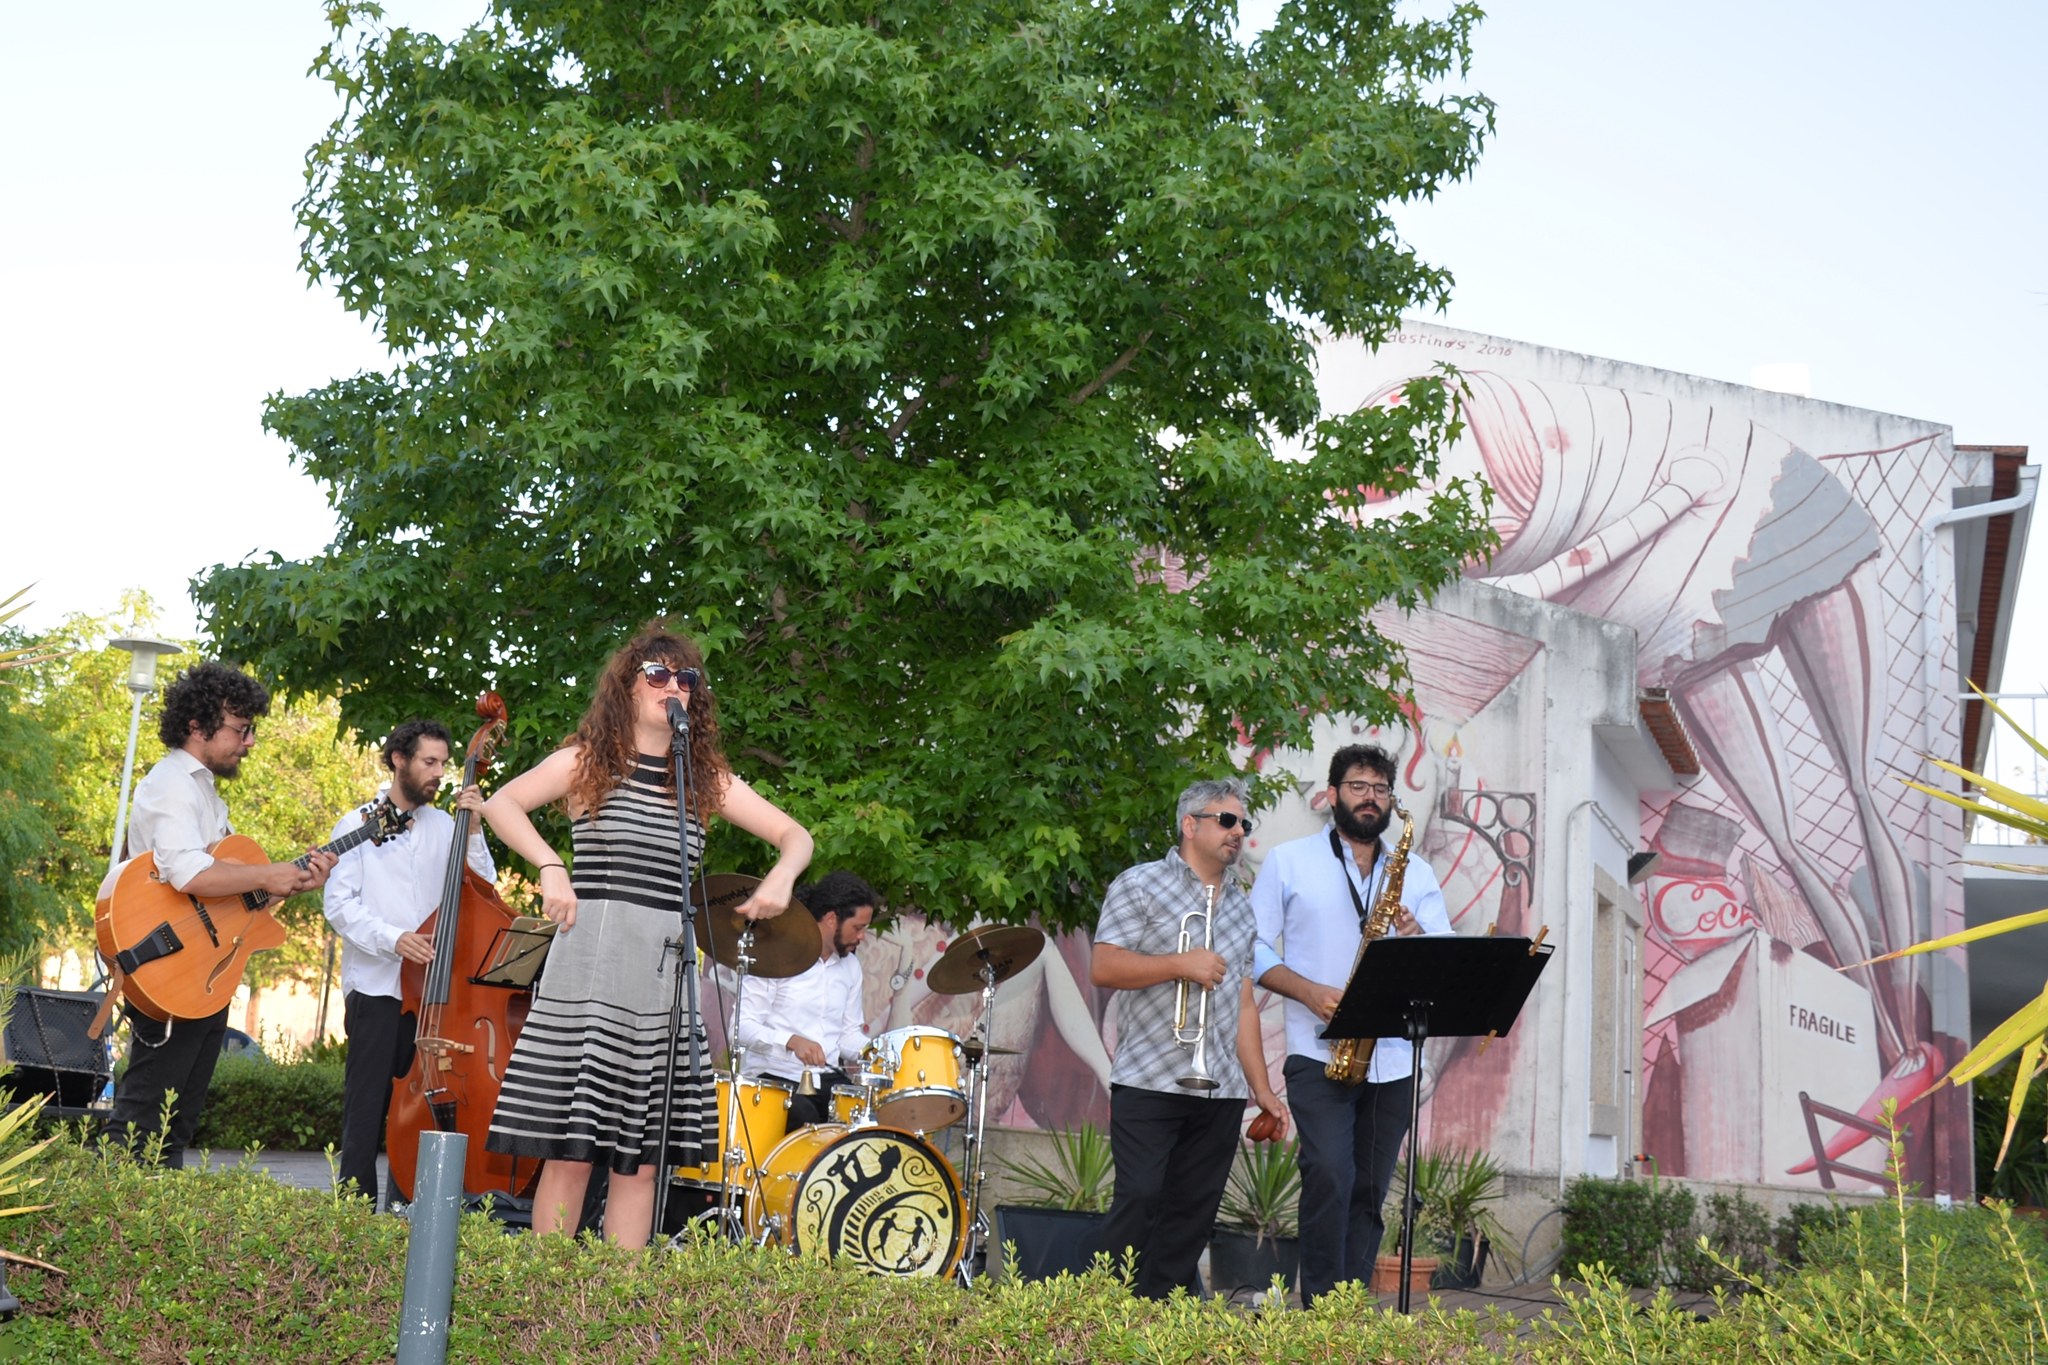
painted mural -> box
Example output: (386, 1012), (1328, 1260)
(700, 321), (1977, 1197)
(1322, 323), (1973, 1194)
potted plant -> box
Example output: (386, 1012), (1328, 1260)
(1208, 1137), (1301, 1298)
(994, 1123), (1114, 1280)
(1390, 1143), (1513, 1290)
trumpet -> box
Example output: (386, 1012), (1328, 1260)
(1174, 883), (1220, 1091)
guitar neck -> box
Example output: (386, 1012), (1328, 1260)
(283, 808), (406, 873)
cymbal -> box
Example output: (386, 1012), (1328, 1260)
(927, 924), (1045, 996)
(960, 1038), (1020, 1062)
(690, 873), (818, 979)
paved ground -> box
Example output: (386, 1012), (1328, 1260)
(192, 1147), (384, 1195)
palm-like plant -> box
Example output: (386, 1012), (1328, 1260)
(1217, 1138), (1300, 1246)
(1390, 1143), (1513, 1263)
(1873, 684), (2048, 1174)
(0, 586), (62, 672)
(997, 1123), (1115, 1213)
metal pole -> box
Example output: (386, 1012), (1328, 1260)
(108, 687), (145, 874)
(396, 1129), (467, 1365)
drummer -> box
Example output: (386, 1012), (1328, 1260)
(733, 870), (879, 1128)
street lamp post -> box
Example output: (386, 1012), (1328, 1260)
(107, 636), (184, 874)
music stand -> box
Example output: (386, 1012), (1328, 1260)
(470, 918), (557, 990)
(1321, 934), (1552, 1312)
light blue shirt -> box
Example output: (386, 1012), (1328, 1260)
(1250, 824), (1452, 1083)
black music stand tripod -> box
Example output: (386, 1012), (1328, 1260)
(1320, 934), (1551, 1313)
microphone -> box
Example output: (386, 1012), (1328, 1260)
(665, 696), (690, 734)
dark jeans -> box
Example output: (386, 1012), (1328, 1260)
(1100, 1083), (1243, 1299)
(763, 1069), (850, 1131)
(339, 991), (415, 1207)
(103, 1004), (230, 1168)
(1284, 1055), (1416, 1305)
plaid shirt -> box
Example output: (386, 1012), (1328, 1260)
(1095, 847), (1255, 1099)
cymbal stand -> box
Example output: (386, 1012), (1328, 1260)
(705, 928), (759, 1243)
(956, 957), (1000, 1286)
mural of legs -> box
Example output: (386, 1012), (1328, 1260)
(1770, 573), (1921, 1025)
(1675, 661), (1906, 1063)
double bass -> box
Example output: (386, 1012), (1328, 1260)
(385, 692), (542, 1204)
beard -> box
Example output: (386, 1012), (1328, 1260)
(396, 772), (440, 809)
(1332, 795), (1392, 846)
(206, 755), (243, 780)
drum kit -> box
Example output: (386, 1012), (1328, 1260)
(685, 874), (1044, 1283)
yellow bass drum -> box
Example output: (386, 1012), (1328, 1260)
(746, 1123), (966, 1277)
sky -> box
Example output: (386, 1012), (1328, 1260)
(5, 2), (2044, 679)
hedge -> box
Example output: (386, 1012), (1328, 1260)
(2, 1135), (2046, 1363)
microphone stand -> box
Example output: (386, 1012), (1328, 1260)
(649, 696), (705, 1246)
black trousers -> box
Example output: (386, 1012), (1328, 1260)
(763, 1069), (850, 1131)
(1284, 1055), (1416, 1305)
(339, 991), (415, 1207)
(103, 1004), (230, 1168)
(1100, 1083), (1243, 1299)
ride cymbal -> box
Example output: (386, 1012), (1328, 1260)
(927, 924), (1045, 995)
(691, 873), (818, 978)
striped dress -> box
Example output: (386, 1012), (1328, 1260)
(487, 755), (712, 1174)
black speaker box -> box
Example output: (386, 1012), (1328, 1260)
(1, 988), (111, 1110)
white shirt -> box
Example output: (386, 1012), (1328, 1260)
(323, 802), (495, 1000)
(126, 749), (231, 890)
(1250, 825), (1453, 1083)
(734, 950), (868, 1081)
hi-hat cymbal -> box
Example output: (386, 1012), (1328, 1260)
(960, 1038), (1020, 1063)
(927, 924), (1046, 995)
(690, 873), (818, 978)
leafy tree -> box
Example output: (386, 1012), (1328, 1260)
(198, 0), (1497, 930)
(7, 599), (382, 980)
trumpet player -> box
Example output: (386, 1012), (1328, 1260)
(1091, 777), (1287, 1300)
(1250, 744), (1452, 1306)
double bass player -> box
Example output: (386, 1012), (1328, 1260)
(323, 720), (493, 1208)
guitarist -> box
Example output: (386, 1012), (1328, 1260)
(102, 662), (337, 1166)
(321, 720), (492, 1208)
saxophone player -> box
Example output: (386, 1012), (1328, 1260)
(1250, 745), (1453, 1305)
(1091, 778), (1288, 1300)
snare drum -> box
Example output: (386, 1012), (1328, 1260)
(746, 1123), (966, 1277)
(671, 1075), (794, 1188)
(864, 1026), (967, 1133)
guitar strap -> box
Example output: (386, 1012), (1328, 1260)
(87, 968), (123, 1040)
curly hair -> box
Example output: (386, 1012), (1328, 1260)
(564, 621), (730, 820)
(1327, 743), (1396, 790)
(157, 661), (270, 749)
(383, 719), (453, 770)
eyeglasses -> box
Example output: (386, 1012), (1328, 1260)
(1339, 780), (1394, 799)
(220, 719), (258, 741)
(639, 663), (702, 692)
(1191, 811), (1254, 832)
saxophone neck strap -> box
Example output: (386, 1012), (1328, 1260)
(1329, 827), (1382, 930)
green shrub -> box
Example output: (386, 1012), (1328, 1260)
(189, 1054), (345, 1151)
(2, 1136), (1522, 1363)
(1974, 1056), (2048, 1206)
(3, 1131), (2047, 1363)
(1559, 1174), (1700, 1288)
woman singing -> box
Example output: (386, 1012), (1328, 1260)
(481, 622), (812, 1244)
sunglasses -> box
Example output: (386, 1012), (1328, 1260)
(639, 662), (702, 692)
(1191, 811), (1254, 832)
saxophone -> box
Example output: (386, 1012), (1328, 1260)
(1324, 800), (1414, 1084)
